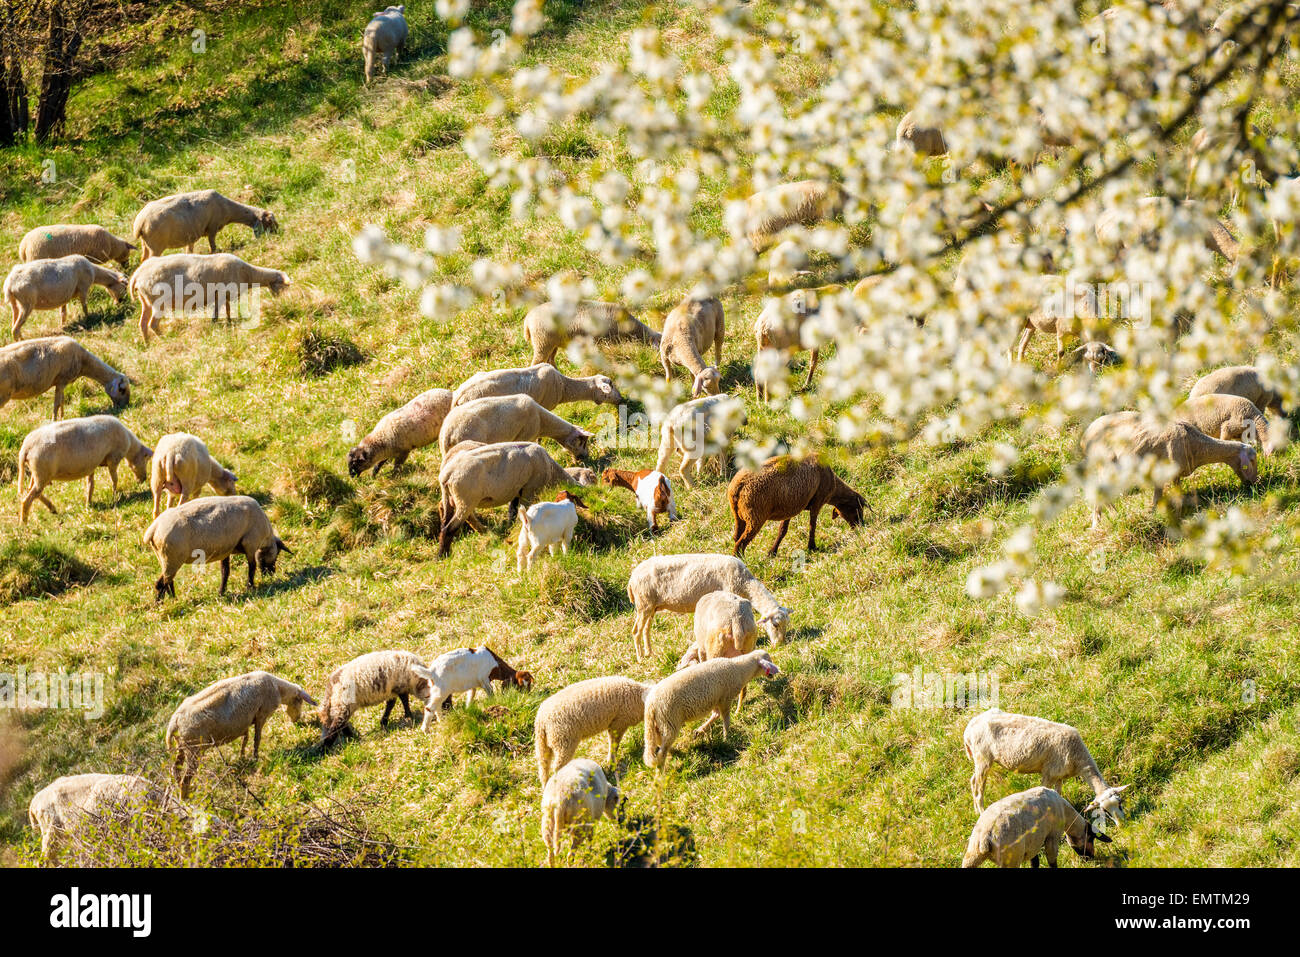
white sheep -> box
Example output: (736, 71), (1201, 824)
(894, 110), (948, 156)
(962, 786), (1112, 868)
(18, 223), (136, 269)
(362, 5), (409, 83)
(659, 296), (725, 397)
(4, 255), (128, 340)
(453, 363), (622, 410)
(522, 299), (661, 367)
(17, 415), (153, 523)
(150, 432), (238, 518)
(642, 650), (780, 770)
(626, 553), (791, 659)
(319, 650), (430, 744)
(517, 490), (586, 572)
(166, 671), (317, 798)
(1187, 364), (1288, 418)
(132, 189), (279, 261)
(654, 393), (747, 488)
(128, 252), (291, 342)
(540, 759), (620, 866)
(141, 494), (292, 600)
(744, 180), (844, 252)
(28, 773), (178, 862)
(1175, 394), (1272, 451)
(676, 590), (765, 709)
(534, 676), (654, 784)
(347, 387), (454, 477)
(0, 335), (131, 420)
(411, 646), (533, 730)
(438, 394), (593, 460)
(753, 284), (843, 399)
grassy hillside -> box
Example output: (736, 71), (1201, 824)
(1, 0), (1298, 867)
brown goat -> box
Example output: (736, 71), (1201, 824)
(602, 466), (677, 531)
(727, 454), (866, 556)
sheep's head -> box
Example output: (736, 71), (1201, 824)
(254, 210), (280, 236)
(603, 784), (622, 819)
(565, 429), (594, 460)
(1235, 444), (1259, 484)
(212, 468), (238, 495)
(692, 367), (721, 397)
(129, 445), (153, 483)
(593, 375), (622, 404)
(256, 537), (292, 576)
(1067, 816), (1113, 859)
(284, 688), (317, 723)
(833, 491), (867, 527)
(754, 652), (781, 678)
(346, 444), (374, 477)
(409, 665), (436, 705)
(106, 272), (129, 301)
(565, 467), (597, 486)
(267, 272), (291, 296)
(106, 375), (131, 407)
(1083, 784), (1129, 825)
(556, 489), (588, 509)
(758, 607), (791, 645)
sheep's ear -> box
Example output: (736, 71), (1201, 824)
(298, 690), (318, 706)
(410, 665), (435, 681)
(1094, 830), (1113, 843)
(1082, 798), (1099, 813)
(275, 537), (294, 556)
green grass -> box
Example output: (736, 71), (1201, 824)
(1, 0), (1299, 867)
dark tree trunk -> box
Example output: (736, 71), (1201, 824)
(32, 1), (84, 144)
(0, 8), (31, 146)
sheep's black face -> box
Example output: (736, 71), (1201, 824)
(835, 495), (866, 527)
(108, 377), (131, 407)
(1070, 821), (1112, 858)
(258, 211), (280, 234)
(347, 446), (371, 477)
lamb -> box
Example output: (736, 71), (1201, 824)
(963, 708), (1129, 822)
(319, 650), (430, 745)
(894, 111), (948, 156)
(1064, 341), (1122, 374)
(678, 591), (764, 708)
(0, 335), (131, 420)
(626, 553), (792, 659)
(141, 495), (292, 600)
(642, 650), (780, 771)
(1081, 411), (1259, 527)
(347, 387), (454, 477)
(437, 440), (595, 557)
(540, 759), (620, 866)
(534, 676), (654, 784)
(658, 296), (725, 397)
(18, 224), (135, 270)
(453, 363), (622, 410)
(150, 432), (238, 518)
(961, 786), (1112, 868)
(744, 180), (845, 252)
(128, 253), (291, 342)
(523, 299), (661, 367)
(728, 454), (866, 557)
(1175, 394), (1271, 451)
(132, 189), (279, 261)
(4, 255), (129, 340)
(16, 415), (152, 523)
(654, 393), (747, 488)
(438, 394), (593, 460)
(165, 671), (317, 798)
(1187, 364), (1289, 418)
(410, 646), (533, 730)
(362, 5), (408, 83)
(27, 773), (178, 862)
(753, 284), (845, 399)
(601, 467), (678, 531)
(517, 490), (586, 571)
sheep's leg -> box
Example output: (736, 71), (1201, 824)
(239, 728), (249, 758)
(1014, 325), (1032, 362)
(970, 760), (989, 813)
(695, 711), (719, 736)
(79, 292), (89, 320)
(85, 473), (94, 506)
(517, 536), (530, 572)
(20, 482), (45, 523)
(107, 462), (119, 498)
(380, 698), (396, 728)
(52, 384), (64, 421)
(768, 519), (791, 556)
(1044, 835), (1059, 868)
(802, 348), (819, 390)
(138, 300), (152, 342)
(608, 728), (624, 766)
(208, 233), (218, 254)
(398, 692), (413, 721)
(9, 299), (22, 339)
(252, 720), (263, 759)
(60, 304), (68, 326)
(720, 699), (733, 739)
(32, 490), (58, 516)
(465, 513), (487, 533)
(661, 356), (673, 383)
(219, 557), (230, 595)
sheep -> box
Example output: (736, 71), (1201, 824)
(682, 591), (762, 707)
(141, 495), (292, 600)
(4, 255), (129, 340)
(0, 335), (131, 420)
(642, 650), (780, 771)
(1012, 280), (1100, 364)
(653, 393), (747, 488)
(728, 454), (866, 557)
(1064, 341), (1122, 374)
(626, 553), (792, 659)
(1081, 411), (1259, 527)
(128, 252), (291, 342)
(438, 394), (593, 460)
(437, 440), (595, 558)
(28, 773), (178, 862)
(165, 671), (317, 799)
(347, 387), (454, 477)
(16, 415), (152, 523)
(18, 224), (136, 270)
(453, 363), (622, 410)
(1175, 394), (1272, 451)
(744, 180), (845, 252)
(658, 296), (725, 397)
(132, 189), (279, 261)
(540, 759), (620, 866)
(534, 676), (654, 784)
(753, 284), (844, 399)
(601, 467), (677, 531)
(410, 646), (533, 730)
(362, 5), (408, 83)
(1094, 196), (1239, 264)
(150, 432), (238, 518)
(963, 708), (1129, 823)
(1187, 364), (1289, 418)
(894, 110), (948, 156)
(961, 786), (1112, 868)
(523, 299), (661, 367)
(319, 650), (430, 745)
(517, 490), (587, 571)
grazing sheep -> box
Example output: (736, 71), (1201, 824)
(166, 671), (317, 798)
(744, 180), (844, 252)
(728, 454), (866, 557)
(0, 335), (131, 420)
(150, 432), (238, 518)
(347, 387), (453, 477)
(753, 284), (843, 399)
(18, 224), (136, 270)
(601, 467), (677, 531)
(540, 759), (620, 866)
(1064, 341), (1121, 374)
(1187, 364), (1289, 417)
(437, 440), (595, 557)
(438, 394), (593, 460)
(682, 591), (763, 706)
(895, 111), (948, 156)
(4, 255), (128, 340)
(654, 394), (747, 488)
(410, 646), (532, 730)
(132, 189), (279, 261)
(1081, 411), (1259, 527)
(16, 415), (152, 523)
(142, 495), (292, 600)
(1175, 394), (1271, 451)
(362, 5), (408, 83)
(454, 363), (621, 410)
(963, 708), (1129, 821)
(961, 786), (1111, 868)
(523, 300), (661, 367)
(28, 774), (178, 862)
(128, 252), (291, 342)
(660, 296), (725, 397)
(626, 553), (791, 659)
(642, 650), (780, 770)
(534, 676), (654, 784)
(319, 650), (429, 745)
(517, 490), (586, 571)
(1013, 281), (1100, 364)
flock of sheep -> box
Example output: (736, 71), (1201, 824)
(9, 2), (1296, 867)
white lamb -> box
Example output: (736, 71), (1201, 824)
(653, 393), (747, 488)
(411, 646), (533, 731)
(540, 759), (620, 866)
(534, 675), (654, 784)
(517, 490), (586, 572)
(150, 432), (238, 518)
